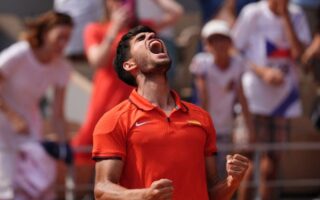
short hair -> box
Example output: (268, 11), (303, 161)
(114, 25), (155, 87)
(21, 11), (73, 48)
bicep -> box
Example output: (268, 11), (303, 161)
(95, 159), (124, 184)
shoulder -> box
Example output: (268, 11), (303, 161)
(193, 52), (213, 62)
(0, 41), (29, 59)
(182, 101), (214, 129)
(182, 101), (211, 119)
(190, 52), (213, 72)
(240, 1), (265, 18)
(94, 100), (134, 133)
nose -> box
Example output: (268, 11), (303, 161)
(146, 32), (156, 40)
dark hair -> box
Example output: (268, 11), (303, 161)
(21, 11), (73, 48)
(114, 25), (155, 86)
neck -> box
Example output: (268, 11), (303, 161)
(33, 47), (54, 64)
(136, 74), (174, 110)
(214, 54), (230, 70)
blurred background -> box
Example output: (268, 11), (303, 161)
(0, 0), (320, 199)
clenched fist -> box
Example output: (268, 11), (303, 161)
(143, 179), (174, 200)
(226, 154), (249, 185)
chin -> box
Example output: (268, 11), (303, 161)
(154, 58), (171, 71)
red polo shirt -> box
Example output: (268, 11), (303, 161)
(92, 90), (217, 200)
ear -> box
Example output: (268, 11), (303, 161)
(123, 60), (137, 72)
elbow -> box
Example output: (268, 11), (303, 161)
(94, 184), (105, 200)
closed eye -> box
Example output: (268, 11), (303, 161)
(136, 34), (146, 42)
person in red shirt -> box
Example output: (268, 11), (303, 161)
(71, 0), (136, 164)
(93, 25), (249, 200)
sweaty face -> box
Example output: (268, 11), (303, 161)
(129, 32), (171, 74)
(43, 25), (72, 58)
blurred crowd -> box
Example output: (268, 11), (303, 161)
(0, 0), (320, 199)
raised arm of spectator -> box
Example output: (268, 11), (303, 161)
(278, 1), (310, 60)
(152, 0), (184, 32)
(85, 6), (129, 68)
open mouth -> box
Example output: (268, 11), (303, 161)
(148, 40), (164, 54)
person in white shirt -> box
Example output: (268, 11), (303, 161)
(190, 20), (254, 179)
(0, 11), (73, 200)
(232, 0), (311, 199)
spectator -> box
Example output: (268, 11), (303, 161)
(0, 11), (73, 200)
(199, 0), (258, 25)
(189, 20), (254, 179)
(232, 0), (311, 199)
(71, 0), (137, 164)
(93, 25), (249, 200)
(54, 0), (103, 57)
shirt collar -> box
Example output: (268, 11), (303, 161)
(129, 89), (188, 112)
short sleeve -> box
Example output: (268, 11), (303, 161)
(189, 53), (211, 76)
(92, 111), (127, 160)
(204, 112), (217, 156)
(54, 60), (72, 87)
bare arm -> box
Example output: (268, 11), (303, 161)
(95, 159), (173, 200)
(87, 6), (129, 68)
(302, 33), (320, 64)
(152, 0), (184, 32)
(0, 72), (28, 133)
(207, 154), (249, 200)
(236, 83), (255, 142)
(278, 2), (305, 60)
(51, 86), (68, 142)
(194, 75), (209, 110)
(249, 62), (284, 86)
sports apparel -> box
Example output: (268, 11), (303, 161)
(190, 52), (244, 134)
(71, 22), (133, 164)
(93, 90), (217, 200)
(0, 40), (71, 199)
(232, 1), (311, 117)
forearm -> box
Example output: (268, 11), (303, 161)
(95, 182), (148, 200)
(208, 176), (239, 200)
(282, 15), (304, 60)
(88, 24), (119, 68)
